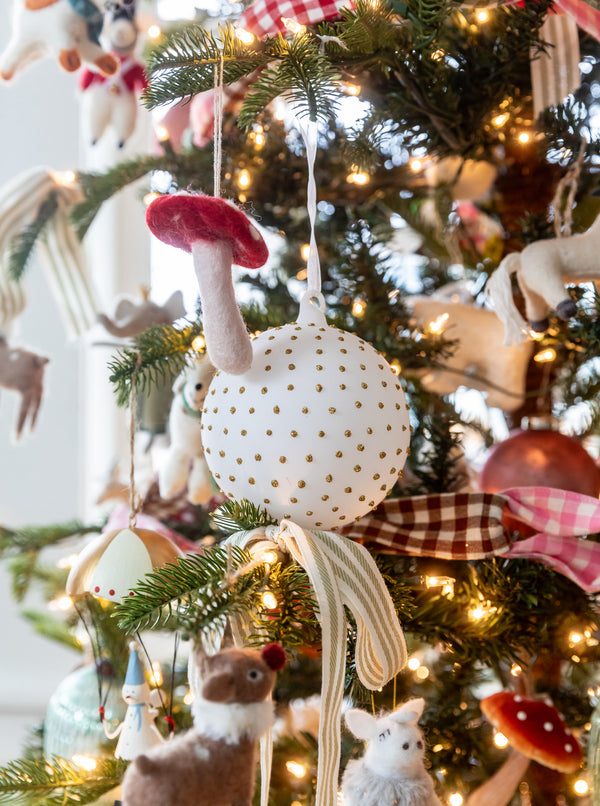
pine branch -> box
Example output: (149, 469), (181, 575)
(0, 756), (127, 806)
(0, 521), (100, 556)
(20, 610), (82, 652)
(211, 499), (278, 533)
(8, 192), (59, 282)
(108, 320), (204, 407)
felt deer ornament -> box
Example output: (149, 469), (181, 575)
(486, 213), (600, 344)
(121, 643), (286, 806)
(0, 0), (118, 81)
(0, 336), (49, 440)
(98, 289), (185, 339)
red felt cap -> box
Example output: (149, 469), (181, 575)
(146, 193), (268, 269)
(261, 643), (286, 671)
(481, 691), (582, 773)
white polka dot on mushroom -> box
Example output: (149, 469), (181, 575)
(543, 722), (554, 731)
(514, 695), (523, 702)
(517, 711), (527, 720)
(565, 743), (573, 752)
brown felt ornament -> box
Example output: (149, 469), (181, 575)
(0, 335), (49, 440)
(121, 643), (286, 806)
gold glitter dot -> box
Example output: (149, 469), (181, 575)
(210, 389), (216, 396)
(316, 335), (322, 340)
(315, 522), (323, 527)
(377, 402), (384, 409)
(339, 384), (346, 390)
(205, 447), (211, 454)
(339, 515), (346, 521)
(380, 451), (387, 458)
(264, 349), (272, 355)
(273, 406), (280, 414)
(354, 465), (361, 472)
(271, 480), (279, 487)
(255, 454), (262, 461)
(332, 506), (339, 512)
(298, 480), (306, 488)
(302, 407), (309, 414)
(261, 388), (268, 395)
(396, 448), (403, 455)
(306, 455), (313, 462)
(380, 484), (387, 491)
(359, 346), (365, 351)
(361, 382), (368, 389)
(378, 364), (384, 370)
(316, 364), (323, 371)
(280, 456), (287, 463)
(336, 451), (343, 458)
(325, 474), (333, 482)
(340, 348), (347, 354)
(223, 427), (229, 435)
(382, 381), (388, 388)
(268, 335), (275, 340)
(306, 511), (313, 516)
(339, 366), (346, 372)
(288, 364), (296, 370)
(318, 431), (325, 437)
(390, 467), (397, 474)
(285, 349), (293, 355)
(291, 335), (298, 340)
(249, 407), (256, 414)
(239, 386), (246, 393)
(208, 425), (213, 431)
(387, 424), (392, 431)
(203, 407), (207, 414)
(319, 328), (326, 332)
(367, 427), (373, 434)
(329, 407), (336, 414)
(249, 477), (255, 484)
(344, 486), (352, 493)
(219, 450), (225, 457)
(266, 430), (273, 436)
(265, 365), (272, 371)
(345, 430), (352, 437)
(396, 403), (401, 410)
(236, 458), (243, 465)
(212, 407), (219, 413)
(287, 384), (294, 391)
(316, 349), (323, 355)
(290, 497), (298, 503)
(373, 473), (380, 480)
(357, 444), (365, 451)
(291, 430), (298, 437)
(321, 494), (329, 501)
(228, 475), (236, 482)
(283, 513), (291, 519)
(355, 401), (362, 409)
(295, 327), (302, 331)
(316, 384), (323, 392)
(229, 407), (236, 414)
(338, 336), (344, 341)
(241, 429), (247, 436)
(369, 500), (375, 507)
(360, 364), (366, 370)
(264, 498), (270, 504)
(359, 495), (365, 501)
(223, 388), (229, 394)
(214, 473), (221, 479)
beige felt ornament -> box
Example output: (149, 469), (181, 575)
(121, 643), (286, 806)
(0, 0), (118, 81)
(0, 335), (49, 440)
(412, 298), (532, 412)
(98, 289), (185, 339)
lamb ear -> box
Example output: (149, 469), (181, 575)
(345, 708), (377, 740)
(391, 698), (425, 724)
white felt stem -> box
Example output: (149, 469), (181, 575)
(192, 239), (253, 375)
(466, 750), (529, 806)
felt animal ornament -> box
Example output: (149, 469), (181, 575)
(103, 641), (165, 760)
(120, 642), (286, 806)
(79, 0), (148, 148)
(411, 298), (532, 412)
(486, 213), (600, 345)
(0, 0), (118, 82)
(145, 194), (269, 375)
(342, 698), (442, 806)
(466, 690), (582, 806)
(98, 289), (185, 339)
(158, 355), (216, 504)
(0, 335), (49, 440)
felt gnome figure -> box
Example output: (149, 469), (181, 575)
(0, 0), (118, 81)
(79, 0), (148, 148)
(103, 641), (165, 760)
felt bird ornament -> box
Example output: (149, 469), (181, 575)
(341, 698), (442, 806)
(0, 336), (49, 440)
(121, 642), (286, 806)
(79, 0), (148, 148)
(0, 0), (118, 81)
(145, 194), (269, 375)
(486, 213), (600, 344)
(98, 289), (185, 339)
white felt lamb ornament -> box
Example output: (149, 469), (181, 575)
(486, 213), (600, 345)
(0, 0), (118, 81)
(158, 355), (216, 504)
(342, 698), (442, 806)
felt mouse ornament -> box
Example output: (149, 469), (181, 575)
(0, 335), (49, 440)
(79, 0), (148, 148)
(158, 355), (216, 504)
(98, 289), (185, 339)
(0, 0), (118, 81)
(121, 642), (286, 806)
(145, 194), (269, 375)
(341, 698), (442, 806)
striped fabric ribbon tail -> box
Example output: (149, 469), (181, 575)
(530, 12), (581, 117)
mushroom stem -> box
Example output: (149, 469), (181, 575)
(466, 750), (530, 806)
(191, 239), (253, 375)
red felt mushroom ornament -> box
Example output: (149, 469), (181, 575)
(467, 691), (582, 806)
(146, 194), (268, 375)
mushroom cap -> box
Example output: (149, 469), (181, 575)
(481, 691), (582, 773)
(146, 193), (268, 269)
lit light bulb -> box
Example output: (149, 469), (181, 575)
(183, 689), (194, 705)
(416, 665), (430, 680)
(237, 169), (251, 190)
(49, 596), (74, 612)
(286, 760), (307, 778)
(517, 131), (531, 144)
(72, 755), (97, 771)
(390, 361), (402, 375)
(282, 17), (307, 35)
(296, 268), (308, 281)
(346, 83), (361, 96)
(475, 9), (490, 22)
(574, 779), (589, 796)
(150, 661), (163, 687)
(492, 112), (510, 128)
(427, 312), (449, 335)
(347, 170), (369, 185)
(449, 794), (464, 806)
(235, 28), (255, 44)
(534, 347), (556, 363)
(57, 553), (79, 569)
(407, 657), (421, 671)
(156, 125), (169, 142)
(192, 335), (206, 352)
(570, 631), (584, 644)
(468, 600), (497, 621)
(262, 591), (278, 610)
(300, 243), (311, 261)
(431, 49), (444, 61)
(52, 170), (77, 187)
(409, 158), (424, 172)
(352, 299), (367, 317)
(510, 663), (522, 677)
(144, 192), (161, 206)
(254, 131), (265, 148)
(494, 732), (509, 748)
(148, 25), (162, 39)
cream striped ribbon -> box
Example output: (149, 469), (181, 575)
(229, 521), (407, 806)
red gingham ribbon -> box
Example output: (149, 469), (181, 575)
(341, 487), (600, 592)
(238, 0), (343, 37)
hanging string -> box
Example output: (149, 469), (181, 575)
(165, 631), (181, 734)
(128, 351), (143, 529)
(135, 630), (171, 727)
(552, 136), (587, 238)
(296, 118), (322, 297)
(73, 599), (107, 720)
(213, 54), (225, 198)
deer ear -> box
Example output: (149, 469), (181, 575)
(345, 708), (377, 740)
(391, 698), (425, 724)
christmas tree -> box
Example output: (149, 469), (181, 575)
(2, 0), (600, 804)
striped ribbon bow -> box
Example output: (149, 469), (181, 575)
(229, 521), (407, 806)
(341, 486), (600, 592)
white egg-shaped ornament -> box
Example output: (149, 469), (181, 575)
(201, 294), (411, 531)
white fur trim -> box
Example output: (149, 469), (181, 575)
(191, 697), (274, 744)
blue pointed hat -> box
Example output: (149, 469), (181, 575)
(125, 642), (145, 686)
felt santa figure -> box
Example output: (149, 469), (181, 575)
(103, 642), (165, 759)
